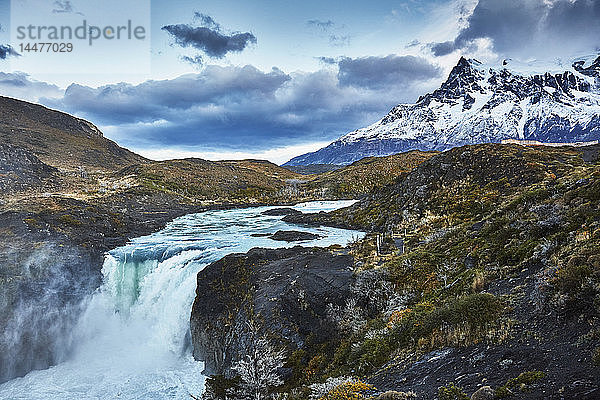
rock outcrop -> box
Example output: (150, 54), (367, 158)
(190, 246), (353, 376)
(268, 230), (321, 242)
(261, 208), (303, 217)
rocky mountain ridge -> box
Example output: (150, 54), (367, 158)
(0, 96), (147, 171)
(285, 55), (600, 166)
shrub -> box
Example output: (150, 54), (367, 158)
(423, 293), (503, 329)
(201, 375), (241, 400)
(553, 251), (600, 315)
(438, 382), (469, 400)
(232, 336), (286, 400)
(592, 347), (600, 365)
(376, 391), (417, 400)
(353, 336), (393, 374)
(309, 376), (352, 399)
(495, 370), (545, 398)
(59, 214), (82, 226)
(317, 380), (376, 400)
(351, 294), (504, 374)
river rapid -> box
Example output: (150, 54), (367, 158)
(0, 201), (364, 399)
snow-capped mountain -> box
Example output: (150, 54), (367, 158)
(285, 56), (600, 166)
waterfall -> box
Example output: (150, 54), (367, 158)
(0, 201), (363, 399)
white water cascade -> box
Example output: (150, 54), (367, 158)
(0, 201), (363, 399)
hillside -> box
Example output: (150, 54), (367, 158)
(285, 55), (600, 166)
(0, 96), (147, 171)
(335, 143), (597, 230)
(254, 142), (600, 398)
(0, 143), (59, 195)
(303, 150), (437, 198)
(284, 164), (343, 175)
(118, 158), (304, 204)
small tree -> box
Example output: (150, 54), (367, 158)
(233, 334), (285, 400)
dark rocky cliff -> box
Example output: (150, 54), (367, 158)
(190, 246), (353, 376)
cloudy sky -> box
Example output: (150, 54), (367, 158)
(0, 0), (598, 163)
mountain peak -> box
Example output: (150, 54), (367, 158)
(285, 57), (600, 166)
(573, 55), (600, 78)
(457, 56), (482, 69)
(417, 56), (485, 106)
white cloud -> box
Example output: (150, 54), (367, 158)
(135, 141), (334, 165)
(0, 72), (63, 102)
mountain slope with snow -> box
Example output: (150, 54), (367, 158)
(285, 56), (600, 166)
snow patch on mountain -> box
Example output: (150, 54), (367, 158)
(285, 56), (600, 166)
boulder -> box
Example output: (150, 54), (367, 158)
(471, 386), (495, 400)
(269, 230), (321, 242)
(261, 208), (303, 217)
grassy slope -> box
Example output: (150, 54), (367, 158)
(303, 150), (438, 199)
(119, 158), (305, 204)
(278, 143), (600, 398)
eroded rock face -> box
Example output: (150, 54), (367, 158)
(190, 246), (353, 376)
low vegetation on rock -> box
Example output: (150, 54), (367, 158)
(193, 143), (600, 399)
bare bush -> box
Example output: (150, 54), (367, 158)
(232, 324), (286, 400)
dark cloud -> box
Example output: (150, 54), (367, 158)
(317, 56), (338, 65)
(328, 34), (350, 47)
(162, 14), (256, 59)
(181, 55), (204, 67)
(57, 65), (291, 125)
(429, 41), (456, 57)
(336, 55), (442, 90)
(543, 0), (600, 48)
(405, 39), (421, 49)
(0, 45), (20, 60)
(52, 0), (84, 16)
(43, 61), (439, 153)
(430, 0), (600, 59)
(0, 79), (26, 87)
(193, 13), (220, 30)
